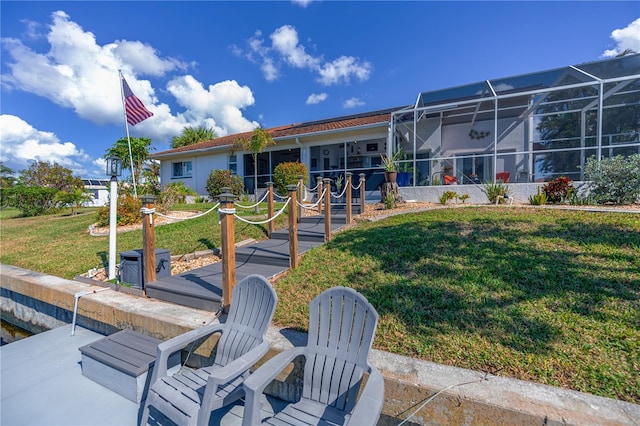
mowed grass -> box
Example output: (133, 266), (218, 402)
(0, 203), (285, 279)
(1, 205), (638, 402)
(272, 207), (640, 403)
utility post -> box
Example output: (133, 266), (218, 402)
(287, 185), (299, 269)
(219, 191), (236, 313)
(141, 194), (157, 294)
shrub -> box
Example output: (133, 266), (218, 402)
(459, 193), (470, 204)
(157, 182), (196, 213)
(2, 185), (59, 216)
(95, 194), (142, 227)
(542, 176), (573, 203)
(583, 154), (640, 205)
(483, 181), (508, 204)
(439, 191), (458, 205)
(528, 187), (547, 205)
(273, 162), (308, 195)
(206, 169), (244, 199)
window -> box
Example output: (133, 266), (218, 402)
(228, 155), (237, 174)
(172, 161), (192, 178)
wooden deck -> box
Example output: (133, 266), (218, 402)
(145, 207), (359, 311)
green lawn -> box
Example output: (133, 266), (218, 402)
(1, 205), (638, 403)
(273, 207), (640, 403)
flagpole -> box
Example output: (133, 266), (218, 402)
(118, 70), (138, 198)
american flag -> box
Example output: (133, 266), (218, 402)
(122, 77), (153, 126)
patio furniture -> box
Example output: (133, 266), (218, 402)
(241, 286), (384, 426)
(139, 274), (278, 426)
(496, 172), (510, 183)
(444, 175), (458, 185)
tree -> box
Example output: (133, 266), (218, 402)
(171, 126), (216, 149)
(0, 163), (16, 189)
(231, 127), (275, 213)
(54, 188), (93, 215)
(19, 161), (83, 192)
(105, 137), (154, 189)
(140, 160), (161, 196)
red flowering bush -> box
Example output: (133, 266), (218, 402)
(543, 176), (574, 203)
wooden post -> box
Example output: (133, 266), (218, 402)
(141, 195), (157, 294)
(345, 172), (352, 225)
(297, 175), (304, 221)
(219, 192), (236, 313)
(317, 176), (323, 215)
(323, 178), (332, 242)
(266, 182), (274, 237)
(287, 185), (299, 269)
(359, 173), (366, 215)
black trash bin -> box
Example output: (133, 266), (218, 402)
(119, 249), (171, 289)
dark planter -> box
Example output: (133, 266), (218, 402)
(384, 171), (397, 183)
(397, 172), (411, 187)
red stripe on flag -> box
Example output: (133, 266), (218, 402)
(122, 77), (154, 126)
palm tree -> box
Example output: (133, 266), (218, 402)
(171, 126), (216, 149)
(231, 127), (275, 213)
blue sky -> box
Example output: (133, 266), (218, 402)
(1, 1), (638, 179)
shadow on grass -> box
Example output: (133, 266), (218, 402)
(324, 210), (639, 355)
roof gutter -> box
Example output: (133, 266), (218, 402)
(272, 121), (389, 143)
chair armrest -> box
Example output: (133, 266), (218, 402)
(241, 347), (306, 426)
(206, 340), (271, 388)
(150, 322), (224, 385)
(346, 364), (385, 426)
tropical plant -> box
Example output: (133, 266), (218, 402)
(105, 137), (154, 190)
(439, 191), (458, 205)
(54, 188), (93, 215)
(0, 163), (16, 189)
(140, 160), (161, 196)
(380, 150), (402, 172)
(542, 176), (573, 203)
(528, 187), (547, 205)
(459, 193), (470, 203)
(383, 192), (395, 209)
(206, 169), (244, 199)
(157, 182), (197, 213)
(483, 181), (509, 204)
(231, 127), (275, 212)
(583, 154), (640, 205)
(171, 125), (216, 149)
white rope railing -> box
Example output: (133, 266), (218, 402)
(232, 197), (292, 225)
(235, 190), (269, 209)
(331, 184), (348, 199)
(144, 203), (221, 222)
(351, 179), (363, 190)
(304, 182), (320, 192)
(296, 188), (326, 209)
(273, 191), (289, 200)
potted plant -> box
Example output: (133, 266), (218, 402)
(380, 151), (400, 183)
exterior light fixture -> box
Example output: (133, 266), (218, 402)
(106, 155), (122, 178)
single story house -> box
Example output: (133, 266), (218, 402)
(152, 54), (639, 203)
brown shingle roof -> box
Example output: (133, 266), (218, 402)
(152, 107), (403, 157)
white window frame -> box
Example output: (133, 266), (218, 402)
(172, 161), (192, 178)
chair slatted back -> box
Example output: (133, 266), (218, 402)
(214, 275), (277, 367)
(303, 287), (378, 412)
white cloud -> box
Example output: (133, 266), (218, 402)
(167, 76), (259, 136)
(306, 92), (328, 105)
(317, 55), (371, 86)
(291, 0), (314, 7)
(602, 18), (640, 57)
(236, 25), (371, 86)
(0, 114), (96, 176)
(0, 11), (258, 145)
(343, 97), (364, 109)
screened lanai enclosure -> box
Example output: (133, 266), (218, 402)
(390, 54), (640, 186)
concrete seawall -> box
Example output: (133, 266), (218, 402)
(2, 263), (638, 425)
